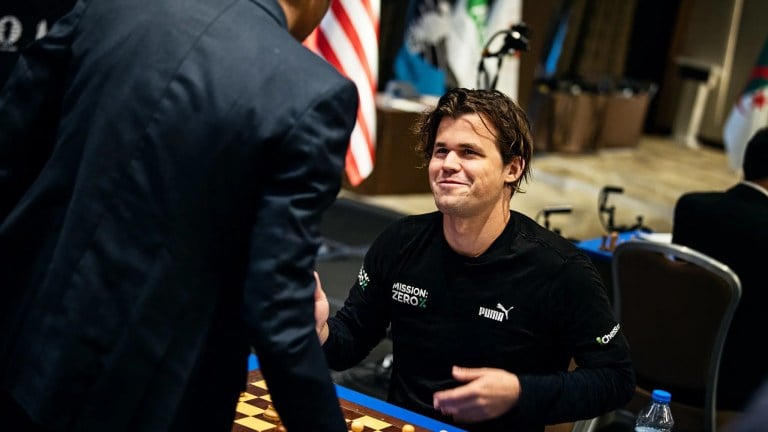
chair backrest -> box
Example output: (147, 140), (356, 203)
(611, 240), (741, 432)
(611, 239), (741, 432)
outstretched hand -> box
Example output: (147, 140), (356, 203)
(313, 271), (330, 344)
(432, 366), (521, 423)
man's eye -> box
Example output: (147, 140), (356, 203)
(434, 148), (448, 155)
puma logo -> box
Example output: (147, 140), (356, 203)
(496, 303), (514, 320)
(478, 303), (515, 322)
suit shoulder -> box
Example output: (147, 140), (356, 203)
(675, 191), (725, 207)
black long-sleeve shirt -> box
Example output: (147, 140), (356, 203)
(324, 211), (635, 432)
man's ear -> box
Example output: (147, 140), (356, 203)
(504, 156), (524, 184)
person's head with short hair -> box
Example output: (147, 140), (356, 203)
(412, 87), (534, 197)
(743, 127), (768, 182)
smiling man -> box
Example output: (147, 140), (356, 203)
(314, 88), (635, 432)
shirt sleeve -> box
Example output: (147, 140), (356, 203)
(323, 221), (398, 370)
(514, 253), (636, 425)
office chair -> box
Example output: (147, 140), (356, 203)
(606, 239), (742, 432)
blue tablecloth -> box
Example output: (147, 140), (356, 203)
(576, 229), (647, 261)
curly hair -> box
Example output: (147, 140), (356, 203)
(412, 87), (534, 194)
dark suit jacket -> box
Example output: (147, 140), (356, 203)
(672, 182), (768, 410)
(0, 0), (358, 431)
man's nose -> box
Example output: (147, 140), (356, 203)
(442, 151), (461, 171)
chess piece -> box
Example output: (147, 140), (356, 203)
(609, 231), (619, 251)
(349, 419), (364, 432)
(262, 404), (280, 422)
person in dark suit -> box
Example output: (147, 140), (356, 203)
(0, 0), (358, 431)
(672, 127), (768, 411)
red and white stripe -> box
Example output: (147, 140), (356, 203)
(306, 0), (380, 186)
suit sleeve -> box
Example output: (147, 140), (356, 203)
(241, 78), (358, 432)
(0, 2), (81, 219)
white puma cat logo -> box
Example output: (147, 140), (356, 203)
(496, 303), (514, 320)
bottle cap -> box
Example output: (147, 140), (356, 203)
(651, 389), (672, 403)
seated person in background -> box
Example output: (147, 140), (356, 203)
(314, 87), (636, 432)
(672, 127), (768, 411)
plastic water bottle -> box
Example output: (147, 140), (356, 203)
(634, 389), (674, 432)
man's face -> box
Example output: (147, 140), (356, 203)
(428, 114), (520, 218)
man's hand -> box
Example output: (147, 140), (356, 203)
(313, 271), (330, 344)
(432, 366), (520, 423)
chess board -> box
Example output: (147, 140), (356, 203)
(231, 369), (435, 432)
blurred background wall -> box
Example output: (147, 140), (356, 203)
(378, 0), (768, 147)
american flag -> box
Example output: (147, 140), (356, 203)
(305, 0), (380, 186)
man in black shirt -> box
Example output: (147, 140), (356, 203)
(315, 88), (635, 432)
